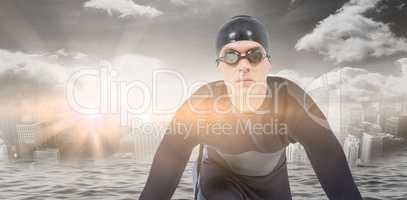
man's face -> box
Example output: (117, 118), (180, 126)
(217, 40), (271, 92)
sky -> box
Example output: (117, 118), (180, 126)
(0, 0), (407, 121)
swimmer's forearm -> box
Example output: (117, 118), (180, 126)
(139, 135), (195, 200)
(292, 102), (362, 199)
(296, 114), (362, 200)
(304, 130), (362, 200)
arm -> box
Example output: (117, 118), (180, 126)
(139, 129), (196, 200)
(287, 83), (362, 200)
(139, 85), (210, 199)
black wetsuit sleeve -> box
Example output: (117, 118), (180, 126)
(287, 83), (363, 200)
(139, 101), (199, 200)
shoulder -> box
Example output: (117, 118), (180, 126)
(177, 80), (226, 115)
(193, 77), (306, 99)
(190, 80), (226, 97)
(266, 75), (309, 106)
(267, 75), (325, 125)
(266, 75), (306, 95)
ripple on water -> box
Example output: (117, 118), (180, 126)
(1, 148), (407, 200)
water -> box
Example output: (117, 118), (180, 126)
(0, 144), (6, 160)
(0, 148), (406, 200)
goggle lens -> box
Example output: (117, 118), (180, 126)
(218, 47), (268, 66)
(247, 48), (264, 64)
(223, 52), (239, 64)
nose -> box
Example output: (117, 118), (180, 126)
(237, 57), (251, 73)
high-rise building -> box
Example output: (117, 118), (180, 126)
(343, 134), (360, 167)
(360, 133), (384, 163)
(0, 114), (19, 145)
(133, 120), (165, 161)
(33, 148), (59, 161)
(384, 117), (399, 136)
(286, 143), (308, 164)
(360, 122), (382, 135)
(397, 115), (407, 139)
(379, 105), (399, 129)
(16, 119), (42, 145)
(15, 117), (43, 160)
(402, 95), (407, 114)
(360, 102), (380, 124)
(0, 136), (7, 160)
(349, 107), (364, 126)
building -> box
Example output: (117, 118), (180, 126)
(15, 117), (43, 160)
(360, 122), (382, 134)
(360, 132), (384, 163)
(0, 136), (7, 160)
(286, 143), (308, 164)
(343, 134), (360, 167)
(397, 115), (407, 139)
(361, 103), (380, 124)
(0, 114), (19, 145)
(384, 117), (399, 136)
(402, 95), (407, 114)
(349, 106), (364, 126)
(379, 104), (399, 129)
(16, 120), (42, 145)
(133, 120), (166, 161)
(33, 148), (59, 161)
(56, 128), (81, 160)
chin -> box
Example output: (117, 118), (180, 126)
(237, 80), (255, 88)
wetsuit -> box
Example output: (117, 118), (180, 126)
(139, 76), (362, 200)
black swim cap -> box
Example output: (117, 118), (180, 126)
(216, 15), (270, 56)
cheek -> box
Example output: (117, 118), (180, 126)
(219, 65), (235, 78)
(254, 63), (271, 76)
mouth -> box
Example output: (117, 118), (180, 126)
(236, 79), (255, 87)
(236, 79), (254, 83)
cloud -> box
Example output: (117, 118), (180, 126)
(0, 50), (67, 81)
(0, 48), (176, 135)
(0, 49), (168, 98)
(42, 49), (91, 63)
(276, 61), (407, 103)
(295, 0), (407, 64)
(54, 49), (88, 60)
(398, 57), (407, 75)
(83, 0), (163, 18)
(111, 54), (167, 83)
(0, 49), (69, 99)
(170, 0), (192, 6)
(386, 58), (407, 97)
(274, 70), (315, 87)
(170, 0), (235, 6)
(169, 0), (240, 16)
(0, 48), (97, 101)
(288, 0), (305, 10)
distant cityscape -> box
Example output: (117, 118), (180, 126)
(0, 109), (173, 162)
(1, 98), (407, 167)
(287, 98), (407, 167)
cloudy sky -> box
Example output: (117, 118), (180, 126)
(0, 0), (407, 119)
